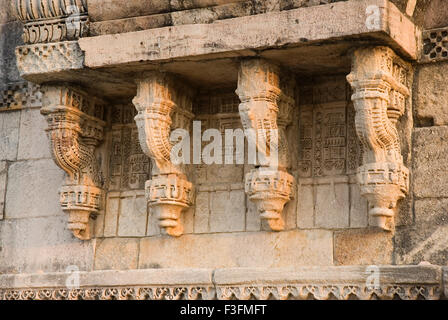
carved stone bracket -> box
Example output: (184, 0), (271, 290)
(236, 59), (295, 231)
(41, 85), (105, 240)
(132, 72), (195, 237)
(14, 0), (89, 44)
(347, 46), (411, 231)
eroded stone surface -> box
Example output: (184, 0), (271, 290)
(139, 230), (333, 269)
(413, 126), (448, 198)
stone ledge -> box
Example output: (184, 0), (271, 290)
(14, 0), (417, 99)
(0, 265), (444, 300)
(79, 0), (417, 67)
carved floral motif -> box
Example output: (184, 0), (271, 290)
(132, 72), (195, 237)
(347, 46), (410, 231)
(0, 284), (441, 300)
(41, 85), (105, 239)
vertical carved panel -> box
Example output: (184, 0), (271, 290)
(108, 104), (151, 192)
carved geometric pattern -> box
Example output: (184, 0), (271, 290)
(16, 41), (84, 76)
(0, 284), (441, 300)
(421, 27), (448, 63)
(108, 104), (151, 192)
(14, 0), (89, 44)
(298, 101), (360, 178)
(0, 82), (42, 110)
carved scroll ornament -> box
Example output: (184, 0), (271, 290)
(236, 59), (295, 231)
(347, 46), (410, 231)
(14, 0), (88, 44)
(132, 72), (194, 237)
(41, 85), (105, 240)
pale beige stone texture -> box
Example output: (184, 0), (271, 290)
(415, 63), (448, 126)
(315, 181), (350, 229)
(413, 126), (448, 198)
(0, 215), (95, 274)
(193, 191), (210, 233)
(5, 159), (64, 219)
(139, 230), (333, 269)
(94, 238), (140, 270)
(17, 107), (51, 160)
(209, 189), (245, 233)
(103, 193), (120, 237)
(296, 182), (314, 229)
(349, 182), (369, 228)
(334, 229), (394, 265)
(117, 191), (148, 237)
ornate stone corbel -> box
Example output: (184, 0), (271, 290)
(14, 0), (89, 44)
(41, 85), (105, 240)
(347, 46), (410, 231)
(132, 72), (195, 237)
(236, 59), (295, 231)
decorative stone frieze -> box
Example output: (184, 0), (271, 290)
(14, 0), (89, 44)
(347, 46), (411, 231)
(132, 72), (195, 237)
(421, 27), (448, 63)
(236, 59), (295, 231)
(0, 266), (442, 300)
(40, 85), (105, 240)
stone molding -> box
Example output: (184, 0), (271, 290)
(40, 85), (106, 240)
(347, 46), (411, 231)
(421, 27), (448, 63)
(0, 266), (443, 300)
(132, 72), (195, 237)
(14, 0), (89, 44)
(236, 59), (295, 231)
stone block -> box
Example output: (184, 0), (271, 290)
(103, 193), (119, 237)
(17, 107), (51, 160)
(0, 110), (20, 161)
(296, 182), (314, 228)
(117, 191), (147, 237)
(395, 199), (448, 265)
(0, 215), (95, 274)
(349, 183), (368, 228)
(94, 238), (139, 270)
(139, 230), (333, 269)
(209, 189), (245, 232)
(334, 229), (394, 265)
(147, 207), (162, 237)
(413, 126), (448, 198)
(415, 63), (448, 126)
(245, 195), (261, 231)
(193, 191), (210, 233)
(5, 159), (65, 219)
(315, 182), (349, 228)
